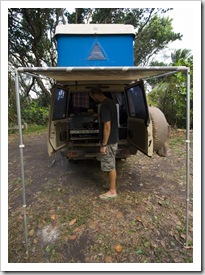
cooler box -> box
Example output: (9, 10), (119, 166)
(55, 24), (135, 67)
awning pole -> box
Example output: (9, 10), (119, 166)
(185, 67), (191, 247)
(15, 69), (29, 254)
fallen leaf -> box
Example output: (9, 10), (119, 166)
(136, 217), (143, 224)
(68, 235), (77, 240)
(28, 229), (35, 237)
(33, 238), (38, 244)
(169, 230), (174, 236)
(184, 245), (193, 250)
(105, 256), (112, 263)
(69, 218), (77, 226)
(128, 229), (136, 233)
(45, 245), (51, 252)
(73, 225), (85, 233)
(155, 195), (165, 200)
(116, 212), (123, 219)
(50, 214), (57, 220)
(136, 249), (144, 255)
(151, 242), (158, 249)
(180, 234), (186, 240)
(115, 244), (122, 253)
(160, 240), (166, 248)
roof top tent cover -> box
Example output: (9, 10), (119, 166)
(55, 24), (135, 67)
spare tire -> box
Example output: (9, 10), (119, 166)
(148, 106), (170, 157)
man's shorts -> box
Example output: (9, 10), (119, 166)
(101, 143), (118, 172)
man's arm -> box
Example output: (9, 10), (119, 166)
(100, 121), (111, 154)
(102, 121), (111, 145)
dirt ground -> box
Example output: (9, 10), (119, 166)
(8, 129), (193, 265)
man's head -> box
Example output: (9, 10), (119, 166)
(89, 88), (105, 103)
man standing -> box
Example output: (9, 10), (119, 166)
(90, 89), (119, 200)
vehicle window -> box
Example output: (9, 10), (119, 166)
(126, 85), (147, 119)
(111, 92), (128, 126)
(52, 89), (68, 120)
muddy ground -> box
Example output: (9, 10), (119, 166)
(8, 129), (193, 265)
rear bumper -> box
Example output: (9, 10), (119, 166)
(61, 144), (133, 160)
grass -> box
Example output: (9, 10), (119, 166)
(8, 124), (47, 136)
(8, 124), (48, 143)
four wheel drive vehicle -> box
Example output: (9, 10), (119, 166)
(47, 70), (169, 161)
(47, 24), (170, 161)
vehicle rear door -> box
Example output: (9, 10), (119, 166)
(48, 87), (69, 155)
(125, 80), (153, 157)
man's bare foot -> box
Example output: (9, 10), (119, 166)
(99, 192), (117, 200)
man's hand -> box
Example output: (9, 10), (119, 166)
(93, 113), (99, 121)
(100, 146), (107, 154)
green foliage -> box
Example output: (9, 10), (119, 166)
(65, 8), (92, 23)
(147, 49), (193, 129)
(21, 100), (49, 125)
(89, 8), (179, 65)
(135, 15), (182, 65)
(23, 124), (47, 134)
(8, 73), (18, 124)
(9, 8), (59, 68)
(91, 8), (125, 24)
(8, 71), (50, 126)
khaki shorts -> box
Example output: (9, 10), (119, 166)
(101, 143), (118, 172)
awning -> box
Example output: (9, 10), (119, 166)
(18, 66), (188, 92)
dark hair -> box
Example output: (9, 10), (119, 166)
(89, 87), (103, 96)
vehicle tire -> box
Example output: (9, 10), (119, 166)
(148, 106), (170, 157)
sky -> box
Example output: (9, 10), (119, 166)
(153, 7), (196, 63)
(166, 8), (194, 51)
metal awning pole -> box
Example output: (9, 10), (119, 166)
(185, 67), (191, 247)
(15, 69), (29, 254)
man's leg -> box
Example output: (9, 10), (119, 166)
(99, 144), (118, 199)
(108, 169), (117, 195)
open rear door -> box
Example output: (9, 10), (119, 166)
(48, 87), (69, 155)
(125, 80), (153, 157)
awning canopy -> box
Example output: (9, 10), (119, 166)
(18, 66), (188, 92)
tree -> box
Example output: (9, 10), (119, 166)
(65, 8), (92, 23)
(8, 72), (17, 124)
(89, 8), (182, 65)
(135, 15), (182, 65)
(148, 49), (193, 128)
(8, 8), (184, 125)
(8, 8), (68, 97)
